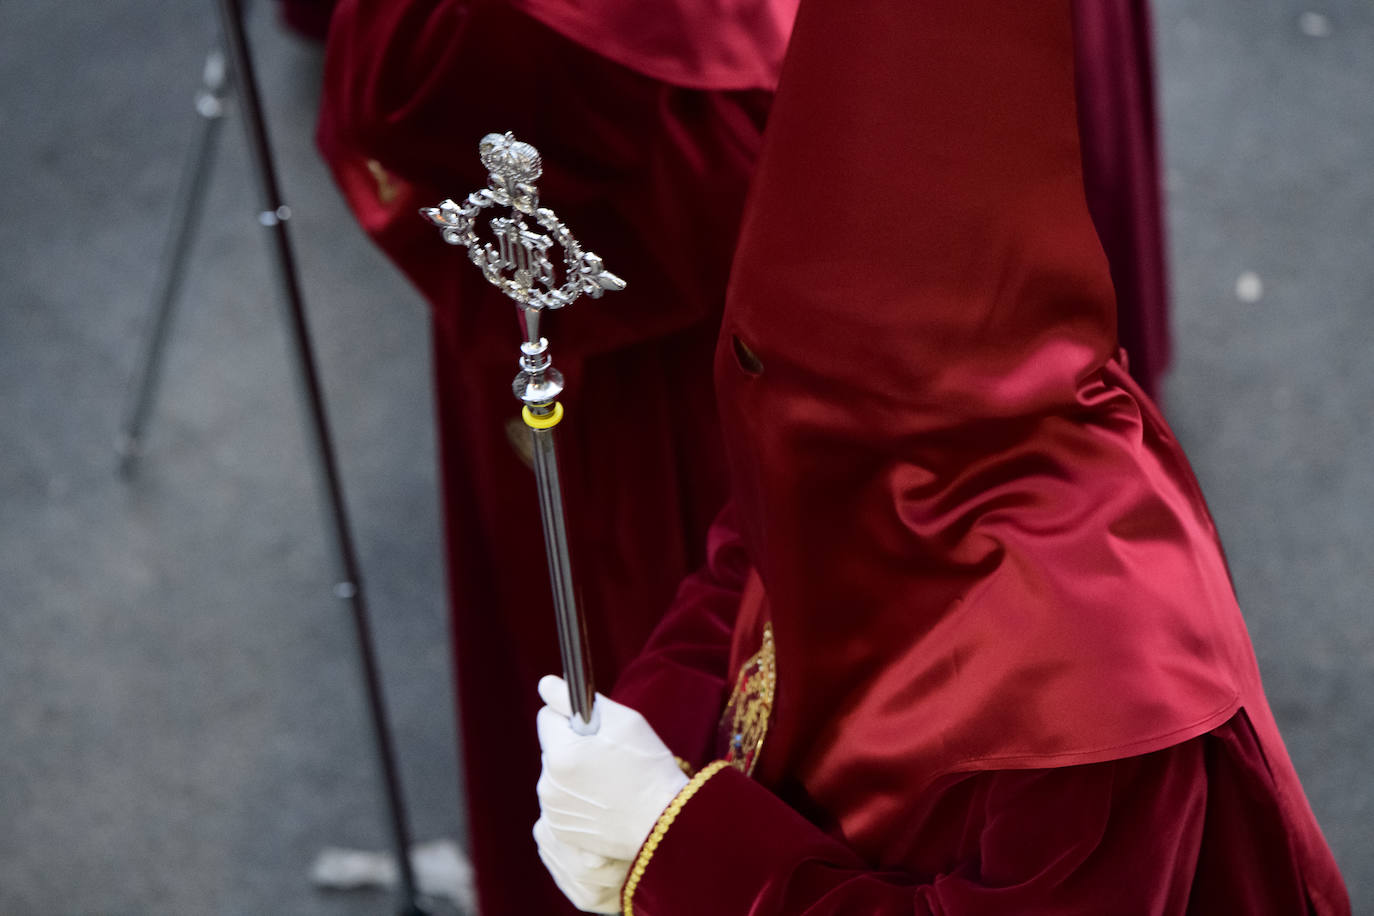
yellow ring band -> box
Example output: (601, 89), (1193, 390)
(522, 402), (564, 429)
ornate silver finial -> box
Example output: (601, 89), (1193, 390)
(479, 131), (542, 183)
(420, 131), (625, 315)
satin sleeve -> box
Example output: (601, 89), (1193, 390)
(610, 502), (752, 768)
(626, 738), (1209, 915)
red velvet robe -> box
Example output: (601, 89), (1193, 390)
(609, 0), (1348, 911)
(316, 3), (775, 913)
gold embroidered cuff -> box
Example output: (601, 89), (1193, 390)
(622, 759), (730, 916)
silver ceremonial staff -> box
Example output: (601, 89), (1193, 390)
(422, 132), (625, 735)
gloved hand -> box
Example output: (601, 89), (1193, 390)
(535, 674), (689, 867)
(533, 816), (627, 914)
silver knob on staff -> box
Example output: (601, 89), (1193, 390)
(422, 132), (625, 734)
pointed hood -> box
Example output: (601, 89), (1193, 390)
(713, 0), (1335, 888)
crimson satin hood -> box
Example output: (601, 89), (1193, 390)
(712, 0), (1332, 888)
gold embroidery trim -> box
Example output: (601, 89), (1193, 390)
(720, 621), (776, 776)
(621, 759), (730, 916)
(673, 756), (695, 778)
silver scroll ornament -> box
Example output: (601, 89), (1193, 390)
(421, 132), (625, 734)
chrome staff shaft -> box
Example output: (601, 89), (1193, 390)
(512, 303), (597, 732)
(423, 132), (624, 734)
(529, 423), (596, 728)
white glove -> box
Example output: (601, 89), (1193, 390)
(535, 675), (689, 864)
(533, 816), (626, 914)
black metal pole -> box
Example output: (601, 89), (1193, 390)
(117, 50), (229, 475)
(210, 2), (425, 911)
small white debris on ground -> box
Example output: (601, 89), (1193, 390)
(1235, 271), (1264, 303)
(311, 846), (396, 890)
(1298, 11), (1333, 38)
(311, 838), (476, 912)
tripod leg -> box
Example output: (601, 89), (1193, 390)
(211, 2), (428, 913)
(116, 51), (230, 476)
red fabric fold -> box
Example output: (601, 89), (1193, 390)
(1074, 0), (1172, 398)
(629, 717), (1314, 914)
(507, 0), (800, 90)
(612, 504), (753, 767)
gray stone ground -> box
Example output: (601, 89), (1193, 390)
(0, 2), (461, 914)
(0, 1), (1369, 913)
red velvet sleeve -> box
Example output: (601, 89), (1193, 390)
(628, 738), (1210, 915)
(610, 503), (751, 768)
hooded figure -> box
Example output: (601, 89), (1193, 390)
(315, 0), (1178, 910)
(531, 1), (1349, 912)
(317, 3), (794, 912)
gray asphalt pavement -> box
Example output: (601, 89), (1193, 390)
(1157, 0), (1374, 904)
(0, 0), (1369, 912)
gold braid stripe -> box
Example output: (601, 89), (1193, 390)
(622, 760), (730, 916)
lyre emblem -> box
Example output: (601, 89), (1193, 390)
(421, 132), (625, 310)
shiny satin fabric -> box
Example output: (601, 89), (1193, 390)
(508, 0), (800, 90)
(711, 0), (1342, 903)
